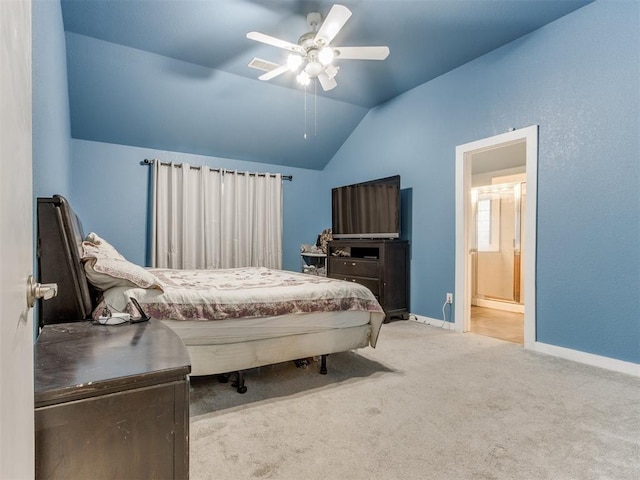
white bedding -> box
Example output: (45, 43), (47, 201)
(95, 267), (385, 347)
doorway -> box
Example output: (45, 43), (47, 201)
(471, 166), (526, 343)
(455, 126), (538, 348)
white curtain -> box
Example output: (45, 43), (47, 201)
(151, 161), (282, 270)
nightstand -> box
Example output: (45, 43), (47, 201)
(35, 319), (191, 479)
(301, 251), (327, 276)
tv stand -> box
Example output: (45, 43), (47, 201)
(327, 239), (409, 321)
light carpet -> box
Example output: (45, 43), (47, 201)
(189, 320), (640, 480)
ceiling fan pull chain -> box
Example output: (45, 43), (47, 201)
(314, 79), (318, 137)
(303, 85), (308, 140)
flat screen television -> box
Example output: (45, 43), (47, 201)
(331, 175), (401, 239)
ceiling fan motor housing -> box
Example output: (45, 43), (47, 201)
(298, 31), (319, 50)
(297, 30), (328, 78)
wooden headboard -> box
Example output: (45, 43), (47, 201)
(37, 195), (97, 327)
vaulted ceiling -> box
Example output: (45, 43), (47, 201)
(61, 0), (592, 170)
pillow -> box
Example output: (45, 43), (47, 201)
(84, 232), (124, 259)
(81, 238), (163, 292)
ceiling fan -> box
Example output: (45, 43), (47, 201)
(247, 4), (389, 91)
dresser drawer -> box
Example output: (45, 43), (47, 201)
(327, 239), (409, 320)
(329, 257), (379, 277)
(330, 274), (379, 296)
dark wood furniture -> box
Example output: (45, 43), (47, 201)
(35, 319), (191, 480)
(327, 239), (409, 320)
(37, 196), (97, 327)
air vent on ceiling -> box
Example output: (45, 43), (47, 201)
(248, 57), (279, 72)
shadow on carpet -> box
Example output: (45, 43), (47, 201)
(189, 350), (396, 416)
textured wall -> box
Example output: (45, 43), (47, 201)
(37, 0), (638, 363)
(32, 0), (72, 198)
(323, 1), (639, 363)
(70, 139), (325, 271)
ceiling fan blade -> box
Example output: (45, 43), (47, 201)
(258, 64), (290, 81)
(334, 46), (390, 60)
(314, 4), (352, 45)
(247, 31), (302, 53)
(317, 72), (337, 91)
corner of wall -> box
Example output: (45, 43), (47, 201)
(32, 0), (73, 199)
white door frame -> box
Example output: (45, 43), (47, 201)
(454, 125), (538, 348)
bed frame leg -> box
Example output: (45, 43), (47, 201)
(231, 371), (247, 394)
(320, 355), (328, 375)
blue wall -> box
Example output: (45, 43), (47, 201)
(323, 0), (639, 363)
(70, 139), (325, 271)
(32, 0), (72, 198)
(32, 1), (638, 365)
(32, 0), (73, 338)
(31, 1), (326, 274)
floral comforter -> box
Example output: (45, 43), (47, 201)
(96, 266), (384, 324)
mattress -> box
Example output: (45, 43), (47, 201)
(95, 266), (385, 346)
(160, 310), (372, 346)
(94, 266), (384, 377)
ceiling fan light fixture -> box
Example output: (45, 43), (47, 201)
(287, 54), (303, 72)
(305, 61), (323, 77)
(297, 71), (311, 86)
(247, 4), (389, 93)
(318, 46), (334, 66)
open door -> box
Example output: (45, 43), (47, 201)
(0, 1), (35, 476)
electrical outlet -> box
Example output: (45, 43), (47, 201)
(446, 293), (453, 304)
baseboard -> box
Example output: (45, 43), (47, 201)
(408, 314), (456, 331)
(409, 315), (639, 377)
(532, 341), (640, 378)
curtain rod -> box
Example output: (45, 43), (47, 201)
(141, 158), (292, 181)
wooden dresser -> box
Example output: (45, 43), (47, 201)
(35, 319), (191, 479)
(327, 239), (409, 320)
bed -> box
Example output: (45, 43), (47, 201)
(37, 195), (385, 392)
